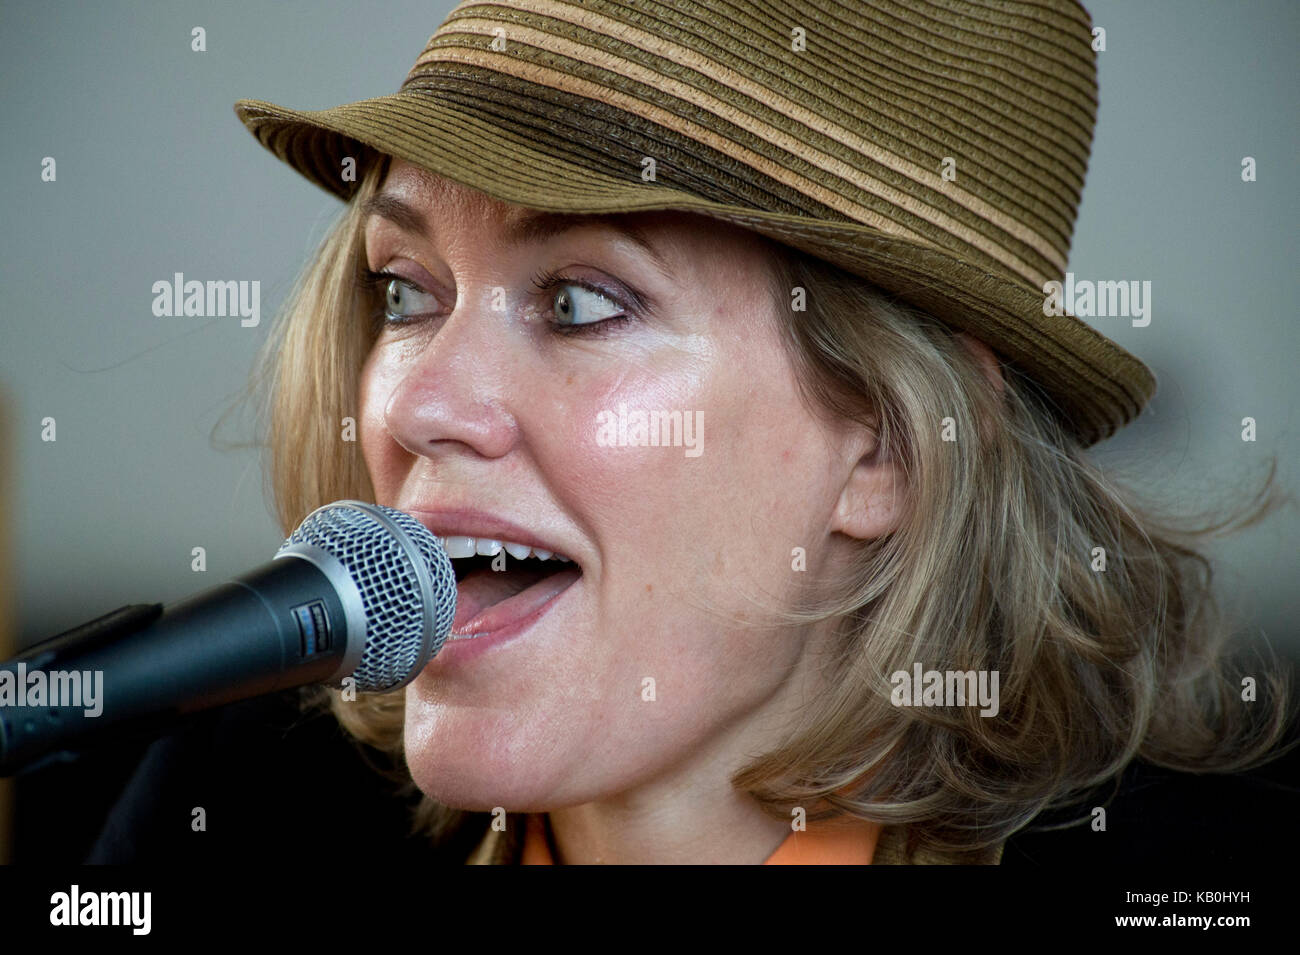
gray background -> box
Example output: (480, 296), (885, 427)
(1, 0), (1296, 655)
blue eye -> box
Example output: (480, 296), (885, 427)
(381, 276), (437, 322)
(530, 268), (631, 331)
(553, 284), (623, 326)
(362, 269), (438, 324)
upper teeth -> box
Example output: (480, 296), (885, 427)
(438, 536), (571, 563)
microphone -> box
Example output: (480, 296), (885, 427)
(0, 500), (456, 776)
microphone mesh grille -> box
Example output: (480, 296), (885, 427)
(281, 502), (456, 691)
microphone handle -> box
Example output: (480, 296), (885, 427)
(0, 555), (350, 775)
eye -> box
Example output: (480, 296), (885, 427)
(363, 269), (438, 323)
(382, 276), (438, 321)
(531, 268), (632, 331)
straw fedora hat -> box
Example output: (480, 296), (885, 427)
(234, 0), (1155, 446)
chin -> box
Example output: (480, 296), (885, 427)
(401, 718), (569, 813)
(404, 765), (574, 815)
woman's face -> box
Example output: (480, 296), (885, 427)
(358, 159), (884, 811)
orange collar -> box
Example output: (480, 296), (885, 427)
(522, 813), (880, 864)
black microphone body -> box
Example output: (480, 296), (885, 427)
(0, 500), (456, 776)
(0, 557), (349, 775)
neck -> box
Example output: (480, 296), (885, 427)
(545, 615), (845, 864)
(546, 719), (794, 864)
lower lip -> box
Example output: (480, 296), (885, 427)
(426, 574), (579, 667)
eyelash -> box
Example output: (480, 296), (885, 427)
(360, 267), (638, 337)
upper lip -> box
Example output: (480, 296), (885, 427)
(402, 506), (578, 563)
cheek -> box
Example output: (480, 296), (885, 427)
(356, 348), (405, 494)
(555, 364), (708, 511)
(540, 347), (739, 603)
(558, 338), (827, 618)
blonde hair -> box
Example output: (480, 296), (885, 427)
(243, 155), (1294, 857)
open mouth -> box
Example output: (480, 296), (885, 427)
(444, 541), (582, 638)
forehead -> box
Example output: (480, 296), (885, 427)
(372, 158), (774, 266)
(378, 159), (521, 225)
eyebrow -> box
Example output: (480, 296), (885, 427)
(361, 193), (677, 282)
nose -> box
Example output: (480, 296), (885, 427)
(378, 287), (521, 462)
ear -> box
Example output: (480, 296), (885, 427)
(954, 332), (1004, 397)
(830, 422), (907, 541)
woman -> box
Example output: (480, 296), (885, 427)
(229, 0), (1293, 864)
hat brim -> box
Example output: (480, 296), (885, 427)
(234, 88), (1154, 447)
